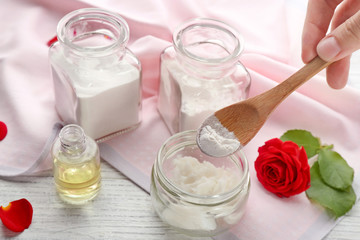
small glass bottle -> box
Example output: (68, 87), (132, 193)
(157, 18), (251, 134)
(150, 130), (250, 237)
(49, 8), (142, 141)
(52, 124), (101, 204)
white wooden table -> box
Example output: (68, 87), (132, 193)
(0, 160), (360, 240)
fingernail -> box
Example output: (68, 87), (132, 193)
(317, 37), (341, 61)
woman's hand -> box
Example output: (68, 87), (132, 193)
(302, 0), (360, 89)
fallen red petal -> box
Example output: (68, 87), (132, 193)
(0, 121), (7, 141)
(47, 36), (58, 47)
(0, 198), (33, 232)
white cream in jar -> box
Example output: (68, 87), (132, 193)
(171, 156), (239, 196)
(150, 130), (250, 237)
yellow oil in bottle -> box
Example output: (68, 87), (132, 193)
(53, 156), (101, 204)
(52, 124), (101, 204)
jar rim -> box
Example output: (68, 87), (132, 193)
(155, 130), (249, 204)
(173, 18), (244, 66)
(56, 8), (129, 55)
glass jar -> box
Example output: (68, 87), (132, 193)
(52, 124), (101, 204)
(49, 8), (142, 141)
(157, 18), (251, 134)
(150, 130), (250, 237)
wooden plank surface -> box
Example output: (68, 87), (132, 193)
(0, 161), (359, 240)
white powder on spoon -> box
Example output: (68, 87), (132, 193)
(197, 115), (240, 157)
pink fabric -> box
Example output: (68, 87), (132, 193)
(1, 0), (360, 239)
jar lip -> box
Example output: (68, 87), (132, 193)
(155, 130), (249, 204)
(56, 8), (129, 54)
(173, 18), (244, 66)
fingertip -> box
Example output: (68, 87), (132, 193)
(326, 57), (350, 89)
(302, 51), (317, 64)
(301, 24), (324, 63)
(327, 77), (347, 89)
(301, 32), (318, 63)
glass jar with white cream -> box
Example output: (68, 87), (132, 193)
(49, 8), (142, 141)
(157, 18), (251, 134)
(150, 130), (250, 237)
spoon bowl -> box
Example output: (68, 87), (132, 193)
(197, 56), (331, 157)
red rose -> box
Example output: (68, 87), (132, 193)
(254, 138), (310, 198)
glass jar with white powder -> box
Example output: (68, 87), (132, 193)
(49, 8), (142, 141)
(157, 18), (251, 134)
(150, 130), (250, 237)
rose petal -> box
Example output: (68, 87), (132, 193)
(0, 121), (7, 141)
(47, 36), (58, 47)
(258, 138), (282, 154)
(298, 147), (309, 166)
(0, 199), (33, 232)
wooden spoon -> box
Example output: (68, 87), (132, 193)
(197, 56), (331, 157)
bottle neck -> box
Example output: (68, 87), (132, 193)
(173, 18), (243, 79)
(59, 124), (87, 156)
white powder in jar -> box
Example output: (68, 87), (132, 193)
(158, 58), (243, 133)
(50, 51), (141, 140)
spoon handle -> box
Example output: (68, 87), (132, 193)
(253, 56), (331, 114)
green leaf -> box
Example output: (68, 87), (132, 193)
(318, 148), (354, 190)
(280, 129), (321, 158)
(306, 162), (356, 218)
